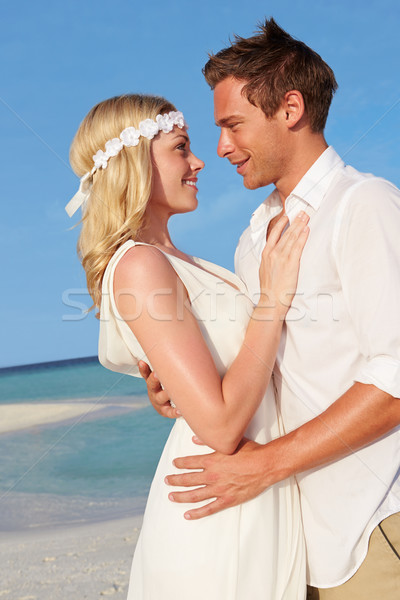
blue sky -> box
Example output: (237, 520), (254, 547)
(1, 0), (399, 367)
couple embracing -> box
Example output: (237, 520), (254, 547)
(67, 18), (400, 600)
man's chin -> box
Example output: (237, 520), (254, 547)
(242, 175), (261, 190)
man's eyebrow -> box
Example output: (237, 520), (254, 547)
(215, 115), (243, 127)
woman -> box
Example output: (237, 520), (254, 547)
(67, 94), (309, 599)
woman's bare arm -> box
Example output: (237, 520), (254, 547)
(115, 213), (309, 454)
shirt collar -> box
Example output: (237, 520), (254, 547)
(290, 146), (344, 210)
(250, 147), (345, 231)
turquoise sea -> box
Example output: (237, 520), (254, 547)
(0, 358), (173, 531)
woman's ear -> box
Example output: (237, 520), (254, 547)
(281, 90), (305, 129)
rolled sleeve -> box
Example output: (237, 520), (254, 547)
(356, 355), (400, 398)
(335, 178), (400, 398)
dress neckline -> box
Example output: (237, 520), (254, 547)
(124, 240), (245, 294)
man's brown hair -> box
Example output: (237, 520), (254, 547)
(203, 18), (338, 133)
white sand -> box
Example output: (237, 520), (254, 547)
(0, 515), (142, 599)
(0, 399), (148, 597)
(0, 400), (146, 434)
(0, 403), (106, 433)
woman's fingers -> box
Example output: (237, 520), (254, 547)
(259, 210), (310, 315)
(264, 211), (309, 256)
(265, 214), (289, 246)
(278, 211), (309, 255)
(289, 222), (309, 260)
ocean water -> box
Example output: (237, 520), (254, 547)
(0, 357), (147, 402)
(0, 358), (174, 531)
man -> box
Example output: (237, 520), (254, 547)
(139, 18), (400, 598)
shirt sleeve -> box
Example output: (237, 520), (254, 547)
(334, 177), (400, 397)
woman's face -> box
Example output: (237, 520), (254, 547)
(148, 127), (204, 216)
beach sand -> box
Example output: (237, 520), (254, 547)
(0, 399), (146, 434)
(0, 399), (150, 598)
(0, 515), (142, 599)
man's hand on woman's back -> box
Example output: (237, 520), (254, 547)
(138, 361), (181, 419)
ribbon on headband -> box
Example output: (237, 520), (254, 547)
(65, 168), (96, 218)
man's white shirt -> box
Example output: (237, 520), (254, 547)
(235, 146), (400, 587)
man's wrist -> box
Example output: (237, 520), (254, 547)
(257, 434), (298, 488)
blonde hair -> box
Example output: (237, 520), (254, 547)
(70, 94), (176, 313)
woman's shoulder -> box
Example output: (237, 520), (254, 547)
(113, 243), (180, 294)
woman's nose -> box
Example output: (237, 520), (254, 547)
(191, 153), (205, 172)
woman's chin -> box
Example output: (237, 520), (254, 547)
(173, 199), (199, 215)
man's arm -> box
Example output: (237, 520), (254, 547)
(166, 382), (400, 519)
(167, 179), (400, 517)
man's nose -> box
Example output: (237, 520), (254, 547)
(217, 131), (235, 158)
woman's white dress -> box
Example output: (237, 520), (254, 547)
(99, 240), (306, 600)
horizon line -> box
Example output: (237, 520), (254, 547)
(0, 356), (99, 375)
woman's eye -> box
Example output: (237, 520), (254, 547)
(177, 143), (187, 151)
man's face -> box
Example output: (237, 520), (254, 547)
(214, 76), (287, 190)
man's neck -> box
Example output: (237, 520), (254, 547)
(276, 135), (328, 206)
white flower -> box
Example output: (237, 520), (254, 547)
(156, 113), (174, 134)
(105, 137), (123, 157)
(168, 111), (186, 129)
(120, 127), (140, 147)
(88, 110), (187, 174)
(139, 118), (160, 139)
(93, 149), (108, 169)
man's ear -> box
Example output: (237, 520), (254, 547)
(281, 90), (305, 129)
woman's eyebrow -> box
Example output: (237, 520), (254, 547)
(171, 132), (189, 142)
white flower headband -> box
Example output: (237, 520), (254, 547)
(65, 110), (187, 217)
